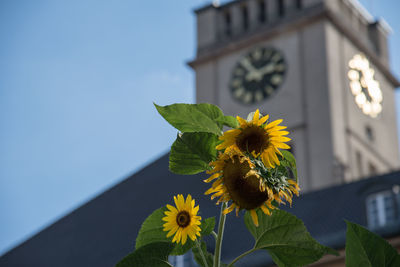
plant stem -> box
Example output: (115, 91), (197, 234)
(211, 231), (218, 240)
(227, 248), (257, 267)
(196, 239), (209, 267)
(213, 202), (227, 267)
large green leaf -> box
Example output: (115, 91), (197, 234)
(280, 150), (298, 182)
(135, 207), (215, 256)
(154, 103), (224, 135)
(169, 132), (218, 175)
(135, 207), (168, 250)
(345, 221), (400, 267)
(215, 115), (239, 129)
(115, 242), (174, 267)
(244, 209), (337, 267)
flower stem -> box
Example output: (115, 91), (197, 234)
(213, 202), (227, 267)
(196, 239), (209, 267)
(227, 248), (257, 267)
(211, 231), (218, 240)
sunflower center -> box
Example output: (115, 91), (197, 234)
(236, 125), (269, 154)
(176, 211), (191, 228)
(223, 156), (269, 210)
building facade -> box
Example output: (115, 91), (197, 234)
(189, 0), (400, 192)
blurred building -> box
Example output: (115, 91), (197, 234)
(1, 0), (399, 266)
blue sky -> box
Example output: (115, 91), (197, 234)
(0, 0), (399, 256)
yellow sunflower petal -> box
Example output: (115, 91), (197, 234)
(185, 194), (192, 210)
(210, 190), (224, 200)
(211, 178), (223, 188)
(236, 116), (247, 126)
(181, 230), (188, 245)
(166, 204), (178, 213)
(166, 225), (179, 237)
(173, 195), (182, 211)
(203, 173), (221, 183)
(269, 130), (289, 136)
(269, 149), (280, 165)
(258, 114), (270, 125)
(193, 205), (199, 214)
(223, 204), (235, 215)
(262, 151), (273, 168)
(265, 119), (283, 129)
(216, 142), (229, 150)
(260, 204), (271, 216)
(270, 136), (291, 142)
(273, 125), (287, 131)
(253, 109), (260, 125)
(172, 228), (181, 243)
(273, 142), (291, 149)
(250, 209), (259, 227)
(219, 129), (241, 139)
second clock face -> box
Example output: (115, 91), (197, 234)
(348, 53), (382, 118)
(230, 47), (286, 104)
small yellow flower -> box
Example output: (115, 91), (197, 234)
(216, 109), (290, 168)
(205, 147), (300, 226)
(162, 194), (201, 245)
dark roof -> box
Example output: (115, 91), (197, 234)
(1, 153), (399, 267)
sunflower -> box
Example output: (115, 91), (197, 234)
(204, 147), (300, 226)
(162, 194), (201, 245)
(216, 109), (290, 168)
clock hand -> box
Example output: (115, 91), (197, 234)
(240, 57), (256, 72)
(241, 58), (261, 81)
(258, 63), (275, 77)
(245, 63), (274, 82)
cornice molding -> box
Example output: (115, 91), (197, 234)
(188, 3), (400, 88)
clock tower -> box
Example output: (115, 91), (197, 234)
(188, 0), (400, 192)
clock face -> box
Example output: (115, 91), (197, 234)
(348, 53), (383, 118)
(230, 47), (286, 104)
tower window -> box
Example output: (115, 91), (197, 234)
(365, 125), (374, 142)
(224, 11), (232, 36)
(368, 162), (377, 176)
(356, 151), (363, 178)
(296, 0), (302, 9)
(366, 190), (400, 230)
(241, 4), (249, 30)
(277, 0), (285, 17)
(258, 0), (266, 23)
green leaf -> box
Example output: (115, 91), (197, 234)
(136, 207), (216, 256)
(244, 209), (337, 267)
(280, 150), (298, 182)
(215, 115), (239, 129)
(201, 217), (216, 236)
(345, 220), (400, 267)
(135, 207), (168, 250)
(154, 103), (224, 135)
(169, 132), (218, 175)
(135, 206), (192, 255)
(192, 241), (214, 267)
(115, 242), (174, 267)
